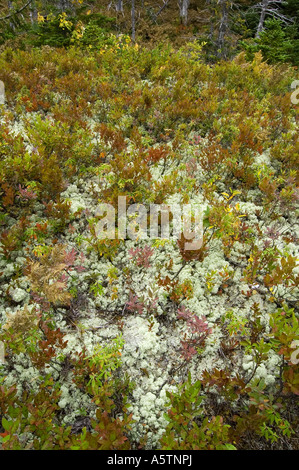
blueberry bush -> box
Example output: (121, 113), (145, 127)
(0, 31), (298, 450)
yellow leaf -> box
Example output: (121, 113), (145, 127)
(37, 12), (45, 23)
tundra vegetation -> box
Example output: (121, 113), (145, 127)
(0, 0), (298, 451)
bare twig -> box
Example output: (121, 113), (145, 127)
(0, 0), (33, 22)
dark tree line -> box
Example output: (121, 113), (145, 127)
(0, 0), (298, 63)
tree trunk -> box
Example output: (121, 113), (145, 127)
(131, 0), (135, 41)
(256, 0), (269, 38)
(8, 1), (15, 31)
(217, 0), (228, 58)
(29, 0), (37, 24)
(57, 0), (73, 12)
(115, 0), (123, 12)
(178, 0), (190, 26)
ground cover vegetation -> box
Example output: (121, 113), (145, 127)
(0, 0), (298, 451)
